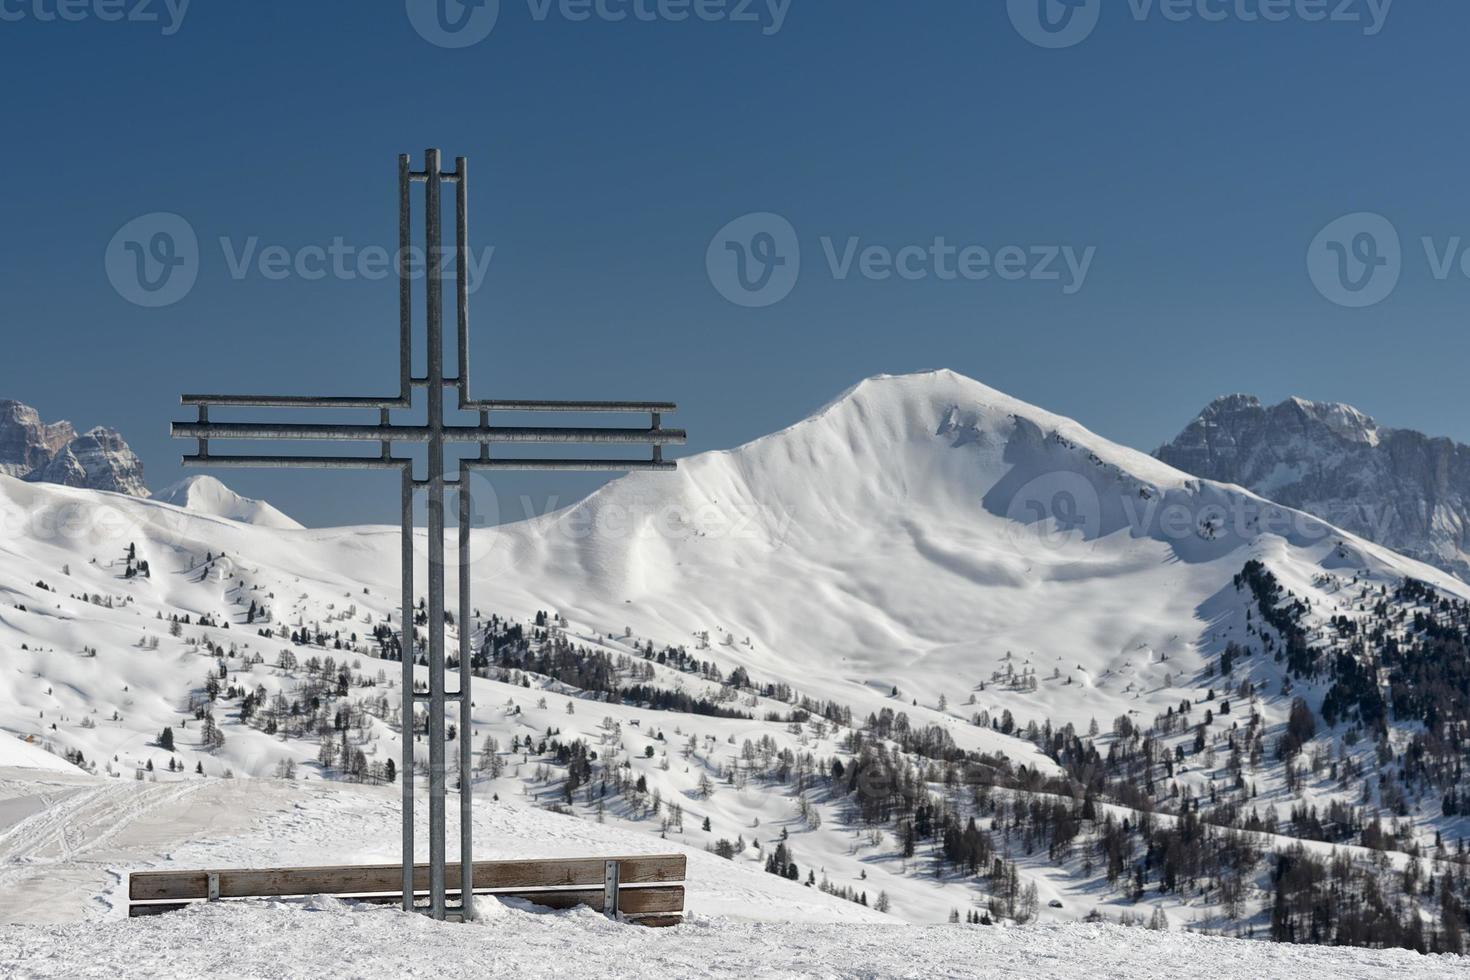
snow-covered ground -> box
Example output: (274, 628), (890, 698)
(0, 766), (1461, 979)
(0, 766), (885, 926)
(1, 895), (1461, 979)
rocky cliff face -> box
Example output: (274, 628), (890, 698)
(0, 401), (148, 497)
(1156, 395), (1470, 582)
(0, 401), (77, 479)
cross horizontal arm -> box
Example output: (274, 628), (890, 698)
(182, 394), (410, 410)
(464, 400), (677, 413)
(465, 459), (677, 472)
(182, 395), (675, 413)
(178, 455), (676, 472)
(179, 455), (410, 471)
(171, 421), (686, 446)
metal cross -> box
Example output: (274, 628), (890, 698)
(171, 149), (684, 921)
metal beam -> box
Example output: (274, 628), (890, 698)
(464, 400), (678, 413)
(457, 460), (474, 921)
(180, 455), (408, 470)
(424, 146), (448, 922)
(464, 459), (676, 472)
(172, 421), (686, 445)
(181, 395), (410, 410)
(400, 467), (416, 912)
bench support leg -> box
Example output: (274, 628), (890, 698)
(603, 860), (621, 919)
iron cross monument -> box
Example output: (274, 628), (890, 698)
(172, 149), (684, 921)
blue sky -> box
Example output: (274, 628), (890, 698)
(1, 0), (1465, 527)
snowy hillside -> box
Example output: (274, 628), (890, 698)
(152, 476), (303, 531)
(3, 370), (1470, 950)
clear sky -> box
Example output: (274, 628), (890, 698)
(2, 0), (1465, 527)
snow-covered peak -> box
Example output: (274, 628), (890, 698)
(1283, 396), (1381, 447)
(714, 368), (1188, 493)
(152, 475), (304, 530)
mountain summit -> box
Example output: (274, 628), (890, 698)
(151, 475), (304, 530)
(0, 400), (147, 497)
(1156, 394), (1470, 582)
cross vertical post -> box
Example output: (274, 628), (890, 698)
(172, 148), (685, 922)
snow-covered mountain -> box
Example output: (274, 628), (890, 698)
(152, 475), (303, 530)
(4, 370), (1469, 943)
(0, 400), (147, 497)
(1156, 394), (1470, 582)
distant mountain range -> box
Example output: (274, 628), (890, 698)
(1156, 394), (1470, 583)
(0, 400), (148, 497)
(0, 400), (299, 528)
(9, 389), (1466, 588)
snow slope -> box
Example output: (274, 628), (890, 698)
(152, 476), (303, 530)
(0, 737), (79, 774)
(470, 369), (1470, 734)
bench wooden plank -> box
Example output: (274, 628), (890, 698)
(129, 854), (686, 902)
(493, 885), (684, 915)
(127, 885), (686, 921)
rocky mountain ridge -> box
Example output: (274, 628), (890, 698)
(1156, 394), (1470, 582)
(0, 399), (148, 497)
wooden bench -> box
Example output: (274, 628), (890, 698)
(128, 854), (686, 926)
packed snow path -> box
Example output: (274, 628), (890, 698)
(0, 899), (1463, 980)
